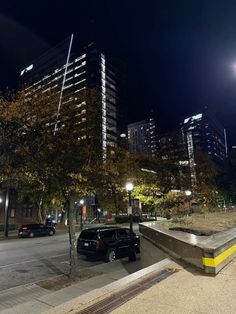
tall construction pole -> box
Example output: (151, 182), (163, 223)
(54, 33), (74, 134)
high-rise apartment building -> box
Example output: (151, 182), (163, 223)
(156, 110), (228, 187)
(157, 131), (190, 188)
(181, 111), (227, 184)
(20, 40), (121, 160)
(157, 131), (188, 163)
(128, 118), (158, 155)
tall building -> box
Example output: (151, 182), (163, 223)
(180, 111), (227, 184)
(156, 111), (228, 188)
(128, 118), (158, 155)
(148, 117), (158, 155)
(157, 131), (188, 163)
(157, 131), (190, 188)
(20, 40), (122, 160)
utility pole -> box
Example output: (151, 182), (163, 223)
(4, 187), (9, 238)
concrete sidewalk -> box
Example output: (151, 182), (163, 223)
(0, 255), (146, 313)
(42, 258), (236, 314)
(5, 226), (236, 313)
(5, 257), (236, 314)
(111, 259), (236, 314)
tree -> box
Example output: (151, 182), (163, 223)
(194, 150), (219, 207)
(128, 154), (180, 214)
(131, 183), (162, 214)
(96, 144), (140, 215)
(0, 88), (102, 278)
(96, 148), (181, 216)
(217, 149), (236, 205)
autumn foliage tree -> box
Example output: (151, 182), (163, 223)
(0, 88), (103, 277)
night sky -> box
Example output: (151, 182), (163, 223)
(0, 0), (236, 145)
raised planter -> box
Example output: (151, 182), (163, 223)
(139, 221), (236, 274)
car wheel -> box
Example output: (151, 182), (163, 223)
(104, 248), (116, 263)
(29, 232), (34, 238)
(48, 230), (54, 236)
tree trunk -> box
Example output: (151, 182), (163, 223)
(67, 197), (77, 279)
(59, 203), (66, 225)
(37, 197), (44, 223)
(37, 185), (46, 223)
(115, 195), (119, 216)
(37, 205), (44, 223)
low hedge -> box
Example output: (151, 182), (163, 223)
(115, 216), (148, 223)
(115, 216), (129, 223)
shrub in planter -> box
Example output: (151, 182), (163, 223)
(115, 216), (129, 224)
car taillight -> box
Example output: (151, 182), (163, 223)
(96, 240), (101, 249)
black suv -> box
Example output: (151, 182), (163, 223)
(77, 227), (140, 262)
(18, 224), (56, 238)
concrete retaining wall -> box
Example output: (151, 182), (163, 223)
(140, 222), (236, 274)
(140, 237), (169, 267)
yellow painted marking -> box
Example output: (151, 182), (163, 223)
(202, 244), (236, 268)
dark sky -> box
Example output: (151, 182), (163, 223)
(0, 0), (236, 145)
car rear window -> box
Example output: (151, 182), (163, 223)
(117, 229), (130, 238)
(80, 230), (98, 240)
(100, 229), (116, 239)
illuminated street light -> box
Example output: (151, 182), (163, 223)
(126, 183), (134, 192)
(232, 63), (236, 76)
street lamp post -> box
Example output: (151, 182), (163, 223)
(79, 199), (84, 231)
(185, 190), (192, 213)
(126, 183), (136, 261)
(97, 208), (101, 223)
(4, 188), (9, 238)
(126, 183), (134, 233)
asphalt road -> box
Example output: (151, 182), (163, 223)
(0, 232), (103, 291)
(0, 224), (141, 292)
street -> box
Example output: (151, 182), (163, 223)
(0, 225), (169, 312)
(0, 232), (102, 291)
(0, 224), (141, 292)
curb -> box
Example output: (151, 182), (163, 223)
(43, 258), (174, 314)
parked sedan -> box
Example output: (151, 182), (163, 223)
(18, 224), (56, 238)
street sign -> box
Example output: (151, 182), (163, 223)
(127, 206), (132, 215)
(82, 205), (87, 217)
